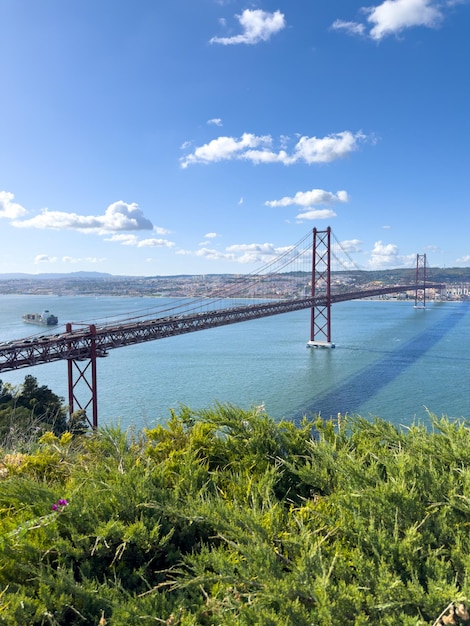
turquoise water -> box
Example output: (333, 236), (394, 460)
(1, 295), (469, 429)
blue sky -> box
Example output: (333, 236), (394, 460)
(0, 0), (468, 276)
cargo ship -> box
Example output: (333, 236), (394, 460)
(22, 310), (58, 326)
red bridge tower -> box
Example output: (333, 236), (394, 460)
(307, 227), (335, 348)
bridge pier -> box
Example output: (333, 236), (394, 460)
(307, 340), (336, 348)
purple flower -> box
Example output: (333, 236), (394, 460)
(51, 499), (68, 511)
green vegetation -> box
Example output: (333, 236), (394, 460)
(1, 405), (470, 624)
(0, 376), (88, 449)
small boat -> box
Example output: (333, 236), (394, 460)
(22, 310), (59, 326)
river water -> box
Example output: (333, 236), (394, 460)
(1, 294), (468, 430)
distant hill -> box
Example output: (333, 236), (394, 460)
(0, 267), (469, 284)
(334, 267), (470, 285)
(0, 271), (115, 280)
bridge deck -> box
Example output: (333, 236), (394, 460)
(0, 283), (442, 373)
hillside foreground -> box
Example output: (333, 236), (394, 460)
(1, 405), (470, 625)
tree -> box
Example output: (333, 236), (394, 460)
(67, 409), (89, 435)
(15, 375), (68, 435)
(0, 379), (13, 405)
(0, 376), (71, 447)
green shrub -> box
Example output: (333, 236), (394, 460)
(0, 405), (470, 624)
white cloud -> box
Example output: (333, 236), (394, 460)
(369, 241), (399, 267)
(242, 148), (290, 164)
(137, 238), (175, 248)
(210, 9), (285, 45)
(62, 256), (106, 264)
(154, 225), (172, 235)
(104, 233), (175, 248)
(194, 241), (288, 265)
(333, 0), (447, 41)
(34, 254), (57, 264)
(266, 188), (349, 208)
(181, 131), (366, 168)
(181, 133), (272, 168)
(13, 200), (154, 233)
(366, 0), (443, 40)
(295, 208), (337, 222)
(0, 191), (28, 219)
(105, 234), (139, 245)
(367, 240), (413, 268)
(294, 132), (366, 163)
(34, 254), (105, 267)
(340, 239), (363, 253)
(207, 118), (223, 126)
(225, 242), (279, 264)
(196, 247), (234, 261)
(204, 232), (218, 239)
(331, 20), (366, 36)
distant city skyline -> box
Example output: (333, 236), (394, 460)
(1, 1), (469, 276)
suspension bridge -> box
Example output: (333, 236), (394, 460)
(0, 228), (445, 428)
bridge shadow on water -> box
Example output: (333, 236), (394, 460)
(290, 303), (470, 423)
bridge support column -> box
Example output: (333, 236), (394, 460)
(307, 227), (335, 348)
(414, 253), (427, 309)
(67, 324), (99, 429)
